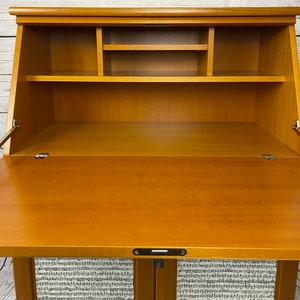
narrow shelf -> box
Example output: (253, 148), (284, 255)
(13, 122), (299, 158)
(25, 74), (285, 83)
(103, 44), (208, 51)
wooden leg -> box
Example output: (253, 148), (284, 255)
(13, 257), (37, 300)
(134, 259), (154, 300)
(155, 259), (177, 300)
(134, 259), (177, 300)
(274, 260), (298, 300)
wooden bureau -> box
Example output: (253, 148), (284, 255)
(1, 7), (300, 299)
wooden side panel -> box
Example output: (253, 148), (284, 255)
(8, 82), (54, 154)
(289, 25), (300, 153)
(5, 26), (55, 154)
(13, 258), (37, 300)
(255, 26), (300, 154)
(4, 25), (23, 155)
(274, 261), (298, 300)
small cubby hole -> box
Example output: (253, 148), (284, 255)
(213, 26), (290, 76)
(19, 26), (98, 76)
(102, 27), (210, 76)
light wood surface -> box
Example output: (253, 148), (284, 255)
(155, 259), (177, 300)
(12, 122), (299, 157)
(1, 155), (300, 260)
(3, 7), (300, 300)
(274, 261), (299, 300)
(25, 74), (286, 82)
(255, 25), (300, 154)
(134, 258), (177, 300)
(134, 259), (154, 300)
(13, 258), (37, 300)
(103, 44), (208, 51)
(8, 7), (300, 17)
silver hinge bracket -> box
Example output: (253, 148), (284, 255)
(291, 119), (300, 136)
(0, 119), (20, 148)
(262, 154), (277, 160)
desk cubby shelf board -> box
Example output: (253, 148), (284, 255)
(24, 75), (286, 82)
(2, 7), (300, 300)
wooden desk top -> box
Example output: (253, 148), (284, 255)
(1, 155), (300, 260)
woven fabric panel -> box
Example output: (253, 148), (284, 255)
(177, 260), (276, 299)
(35, 258), (134, 299)
(34, 258), (280, 299)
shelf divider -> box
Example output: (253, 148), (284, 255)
(96, 27), (104, 76)
(207, 27), (215, 76)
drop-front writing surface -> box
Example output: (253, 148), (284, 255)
(1, 155), (300, 260)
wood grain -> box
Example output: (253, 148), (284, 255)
(25, 74), (285, 82)
(13, 258), (37, 300)
(12, 122), (299, 158)
(1, 8), (299, 300)
(275, 261), (299, 300)
(8, 7), (300, 17)
(1, 155), (300, 260)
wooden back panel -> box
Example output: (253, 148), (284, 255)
(53, 82), (256, 122)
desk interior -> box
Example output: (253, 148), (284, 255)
(12, 121), (299, 158)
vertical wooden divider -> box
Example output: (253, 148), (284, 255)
(155, 259), (177, 300)
(13, 257), (37, 300)
(274, 260), (298, 300)
(96, 27), (104, 76)
(206, 27), (215, 76)
(134, 259), (177, 300)
(134, 259), (155, 300)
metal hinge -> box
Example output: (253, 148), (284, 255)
(291, 119), (300, 136)
(0, 119), (20, 148)
(262, 154), (277, 160)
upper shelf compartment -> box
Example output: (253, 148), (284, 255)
(213, 26), (289, 77)
(21, 24), (287, 83)
(20, 26), (98, 77)
(101, 26), (212, 76)
(102, 27), (209, 51)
